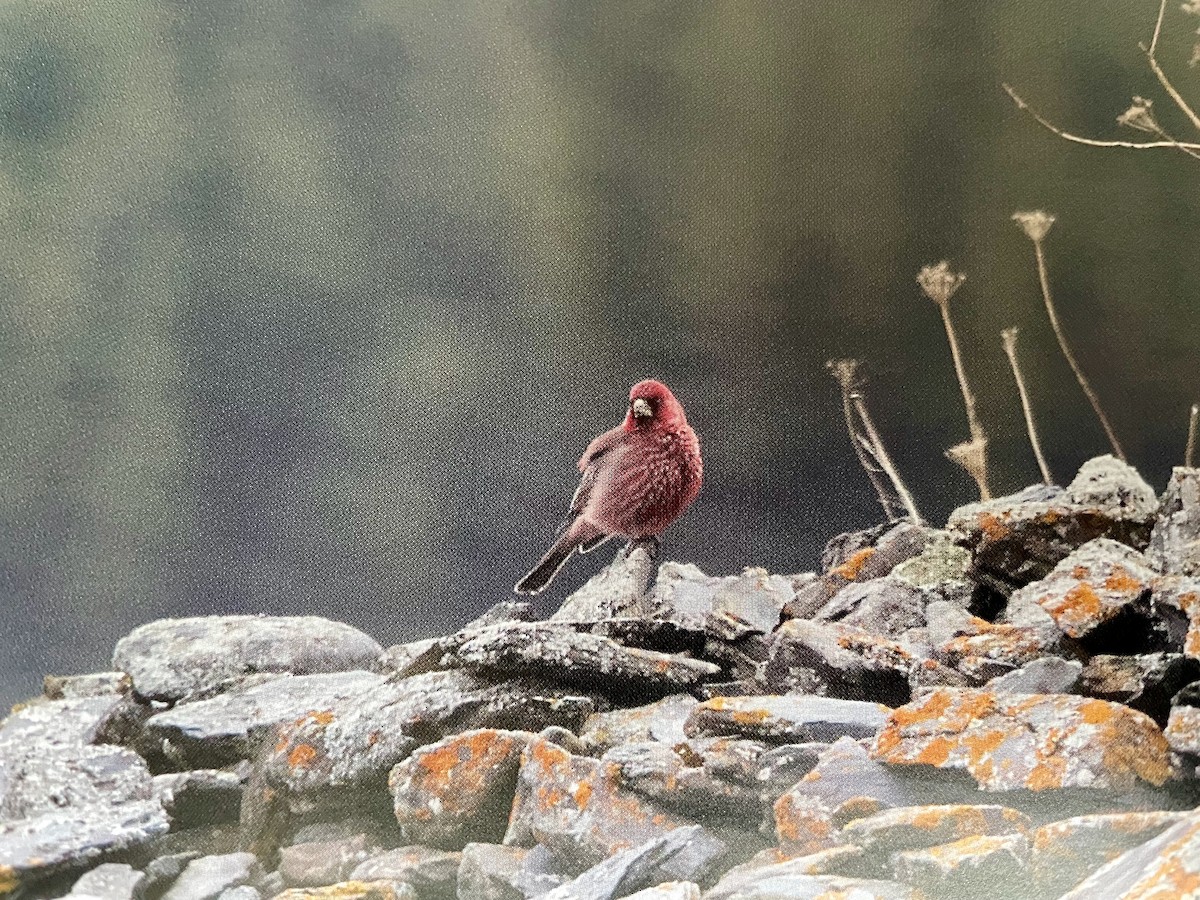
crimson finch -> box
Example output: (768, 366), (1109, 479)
(515, 379), (703, 595)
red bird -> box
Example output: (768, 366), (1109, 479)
(515, 379), (703, 595)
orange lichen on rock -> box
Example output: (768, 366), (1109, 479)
(830, 548), (876, 581)
(979, 512), (1013, 540)
(288, 743), (319, 769)
(1104, 564), (1146, 595)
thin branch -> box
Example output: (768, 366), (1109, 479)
(1030, 238), (1127, 461)
(1143, 46), (1200, 133)
(828, 359), (899, 520)
(1187, 403), (1198, 468)
(1001, 327), (1054, 485)
(1150, 0), (1167, 57)
(850, 391), (924, 524)
(1002, 83), (1200, 153)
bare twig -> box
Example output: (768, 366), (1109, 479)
(1187, 403), (1198, 468)
(1144, 0), (1200, 131)
(828, 359), (900, 520)
(1002, 84), (1200, 154)
(850, 390), (924, 524)
(1001, 327), (1054, 485)
(1013, 212), (1127, 461)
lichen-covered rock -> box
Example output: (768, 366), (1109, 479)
(890, 833), (1030, 899)
(1079, 653), (1200, 724)
(1006, 538), (1157, 641)
(159, 852), (261, 900)
(936, 615), (1062, 681)
(152, 769), (245, 830)
(441, 623), (720, 697)
(272, 884), (414, 900)
(44, 671), (132, 700)
(647, 563), (794, 638)
(760, 620), (914, 706)
(277, 834), (378, 888)
(809, 578), (929, 642)
(684, 695), (889, 744)
(705, 846), (872, 899)
(1059, 807), (1200, 898)
(376, 639), (446, 679)
(947, 457), (1157, 591)
(578, 695), (697, 754)
(0, 694), (143, 749)
(348, 846), (460, 896)
(985, 656), (1082, 694)
(706, 872), (920, 899)
(142, 671), (384, 769)
(872, 688), (1172, 791)
(503, 736), (726, 876)
(839, 805), (1030, 856)
(598, 741), (763, 826)
(550, 543), (662, 623)
(752, 744), (826, 799)
(1149, 467), (1200, 576)
(771, 791), (839, 858)
(113, 616), (384, 701)
(1150, 574), (1200, 657)
(0, 799), (170, 890)
(1029, 810), (1189, 895)
(622, 883), (699, 900)
(263, 671), (592, 800)
(388, 729), (533, 848)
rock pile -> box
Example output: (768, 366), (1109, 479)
(4, 456), (1200, 899)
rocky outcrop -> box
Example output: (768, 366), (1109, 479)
(4, 455), (1200, 899)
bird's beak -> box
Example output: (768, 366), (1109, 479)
(632, 398), (652, 419)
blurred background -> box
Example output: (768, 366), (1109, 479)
(2, 1), (1198, 708)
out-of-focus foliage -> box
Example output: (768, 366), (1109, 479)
(2, 1), (1197, 705)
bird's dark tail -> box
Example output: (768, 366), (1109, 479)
(515, 522), (603, 595)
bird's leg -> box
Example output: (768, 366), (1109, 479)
(625, 536), (661, 560)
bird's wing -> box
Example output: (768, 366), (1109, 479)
(557, 427), (625, 534)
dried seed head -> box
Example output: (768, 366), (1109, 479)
(1012, 211), (1055, 243)
(1117, 97), (1161, 134)
(1001, 326), (1020, 353)
(827, 358), (861, 392)
(916, 261), (967, 307)
(1183, 1), (1200, 15)
(946, 437), (990, 499)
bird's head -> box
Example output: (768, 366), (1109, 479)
(624, 379), (687, 430)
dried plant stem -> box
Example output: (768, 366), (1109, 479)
(1001, 327), (1053, 485)
(937, 303), (985, 444)
(1187, 404), (1198, 468)
(1002, 84), (1200, 154)
(1030, 238), (1127, 461)
(1146, 0), (1200, 131)
(850, 392), (923, 524)
(829, 361), (899, 520)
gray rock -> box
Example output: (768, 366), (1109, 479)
(754, 744), (827, 798)
(540, 826), (722, 899)
(948, 457), (1157, 590)
(645, 562), (723, 632)
(552, 542), (661, 622)
(456, 842), (565, 900)
(812, 578), (928, 640)
(1149, 467), (1200, 576)
(0, 694), (143, 749)
(578, 695), (698, 754)
(891, 532), (973, 595)
(891, 832), (1030, 899)
(704, 569), (793, 640)
(0, 744), (154, 820)
(67, 862), (145, 899)
(113, 616), (384, 701)
(1080, 652), (1200, 724)
(441, 623), (720, 696)
(466, 600), (535, 629)
(622, 884), (699, 900)
(142, 670), (383, 768)
(820, 522), (932, 580)
(277, 834), (377, 887)
(377, 638), (447, 679)
(152, 769), (245, 829)
(684, 695), (890, 744)
(709, 873), (919, 899)
(760, 619), (914, 706)
(840, 804), (1031, 856)
(160, 853), (262, 900)
(0, 799), (170, 889)
(264, 671), (593, 801)
(1059, 807), (1200, 898)
(45, 672), (133, 700)
(986, 656), (1082, 694)
(349, 846), (461, 897)
(217, 889), (261, 900)
(699, 737), (770, 788)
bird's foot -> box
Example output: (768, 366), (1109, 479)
(624, 536), (661, 560)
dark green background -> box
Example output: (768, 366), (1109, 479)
(2, 1), (1197, 707)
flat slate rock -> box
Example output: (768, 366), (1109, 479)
(708, 872), (919, 899)
(0, 744), (154, 820)
(347, 845), (460, 893)
(1060, 807), (1200, 898)
(112, 616), (384, 701)
(0, 799), (170, 889)
(0, 694), (141, 750)
(684, 694), (890, 744)
(1149, 466), (1200, 576)
(160, 852), (261, 900)
(442, 622), (720, 694)
(539, 826), (717, 900)
(578, 695), (698, 754)
(839, 804), (1030, 856)
(872, 688), (1172, 791)
(551, 543), (661, 622)
(891, 833), (1030, 899)
(986, 656), (1082, 695)
(66, 862), (145, 898)
(142, 670), (383, 768)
